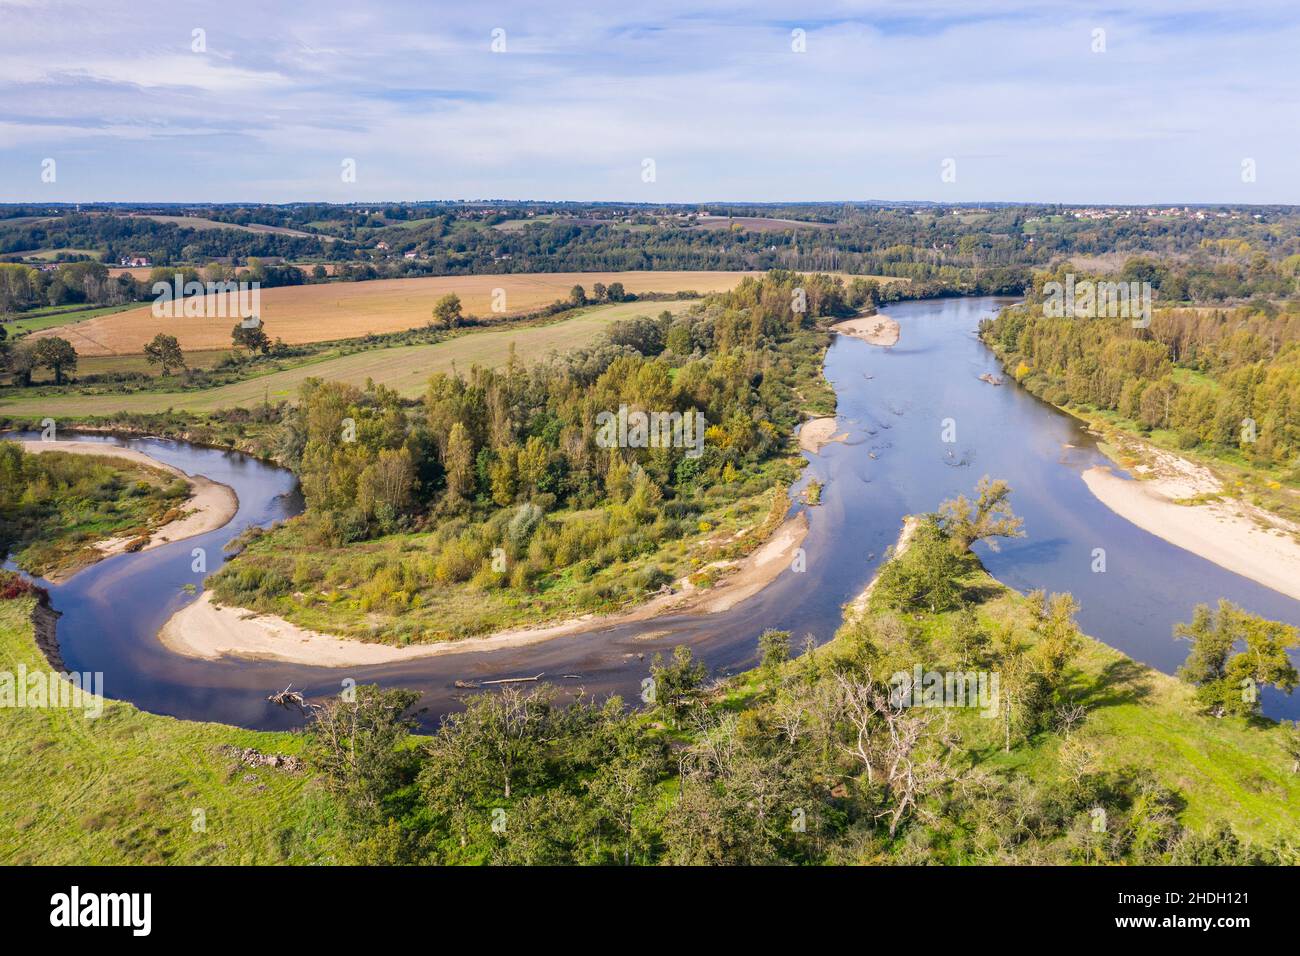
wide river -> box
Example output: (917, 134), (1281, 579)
(13, 296), (1300, 729)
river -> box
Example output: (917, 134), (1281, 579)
(11, 295), (1300, 729)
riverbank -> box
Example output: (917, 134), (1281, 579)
(843, 515), (920, 619)
(1082, 442), (1300, 602)
(160, 511), (809, 666)
(18, 440), (239, 580)
(0, 596), (333, 865)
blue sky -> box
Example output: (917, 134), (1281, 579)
(2, 0), (1297, 204)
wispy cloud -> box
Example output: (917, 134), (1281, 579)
(2, 0), (1297, 202)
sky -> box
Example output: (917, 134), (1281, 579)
(2, 0), (1298, 205)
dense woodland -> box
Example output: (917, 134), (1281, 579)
(209, 272), (844, 639)
(982, 267), (1300, 475)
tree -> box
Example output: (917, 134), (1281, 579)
(759, 629), (792, 671)
(33, 336), (77, 385)
(591, 282), (607, 302)
(872, 519), (965, 613)
(304, 685), (421, 830)
(432, 293), (463, 329)
(1281, 721), (1300, 775)
(437, 685), (554, 801)
(569, 284), (587, 307)
(583, 701), (665, 865)
(829, 670), (961, 838)
(938, 476), (1026, 552)
(443, 422), (475, 503)
(1176, 601), (1300, 717)
(357, 446), (415, 525)
(5, 341), (37, 387)
(650, 645), (707, 724)
(232, 319), (271, 353)
(143, 333), (185, 376)
(606, 281), (626, 302)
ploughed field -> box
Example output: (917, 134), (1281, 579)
(31, 271), (759, 356)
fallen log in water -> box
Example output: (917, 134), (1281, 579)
(480, 672), (544, 685)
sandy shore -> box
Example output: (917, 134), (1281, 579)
(1082, 446), (1300, 602)
(844, 516), (919, 620)
(832, 314), (900, 347)
(159, 511), (810, 667)
(799, 417), (847, 454)
(19, 440), (239, 575)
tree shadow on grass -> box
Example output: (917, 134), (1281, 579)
(1072, 657), (1154, 710)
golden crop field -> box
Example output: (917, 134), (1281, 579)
(34, 271), (759, 356)
(0, 299), (696, 417)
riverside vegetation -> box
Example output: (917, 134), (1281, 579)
(5, 480), (1297, 864)
(981, 265), (1300, 522)
(206, 272), (844, 643)
(4, 263), (1300, 864)
(0, 442), (191, 579)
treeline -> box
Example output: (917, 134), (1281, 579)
(0, 258), (307, 313)
(982, 273), (1300, 471)
(0, 212), (330, 264)
(294, 486), (1299, 865)
(10, 203), (1300, 315)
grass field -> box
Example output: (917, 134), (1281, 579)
(0, 597), (339, 864)
(126, 214), (327, 240)
(2, 303), (136, 336)
(31, 270), (758, 356)
(0, 299), (695, 417)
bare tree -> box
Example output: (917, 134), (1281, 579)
(830, 671), (962, 837)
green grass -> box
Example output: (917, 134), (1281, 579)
(0, 597), (340, 863)
(2, 303), (136, 335)
(899, 570), (1300, 843)
(0, 299), (696, 417)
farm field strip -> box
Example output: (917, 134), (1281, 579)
(31, 270), (760, 356)
(0, 299), (695, 417)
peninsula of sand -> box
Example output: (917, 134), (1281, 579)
(1081, 444), (1300, 603)
(18, 439), (239, 580)
(159, 511), (808, 667)
(832, 314), (901, 347)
